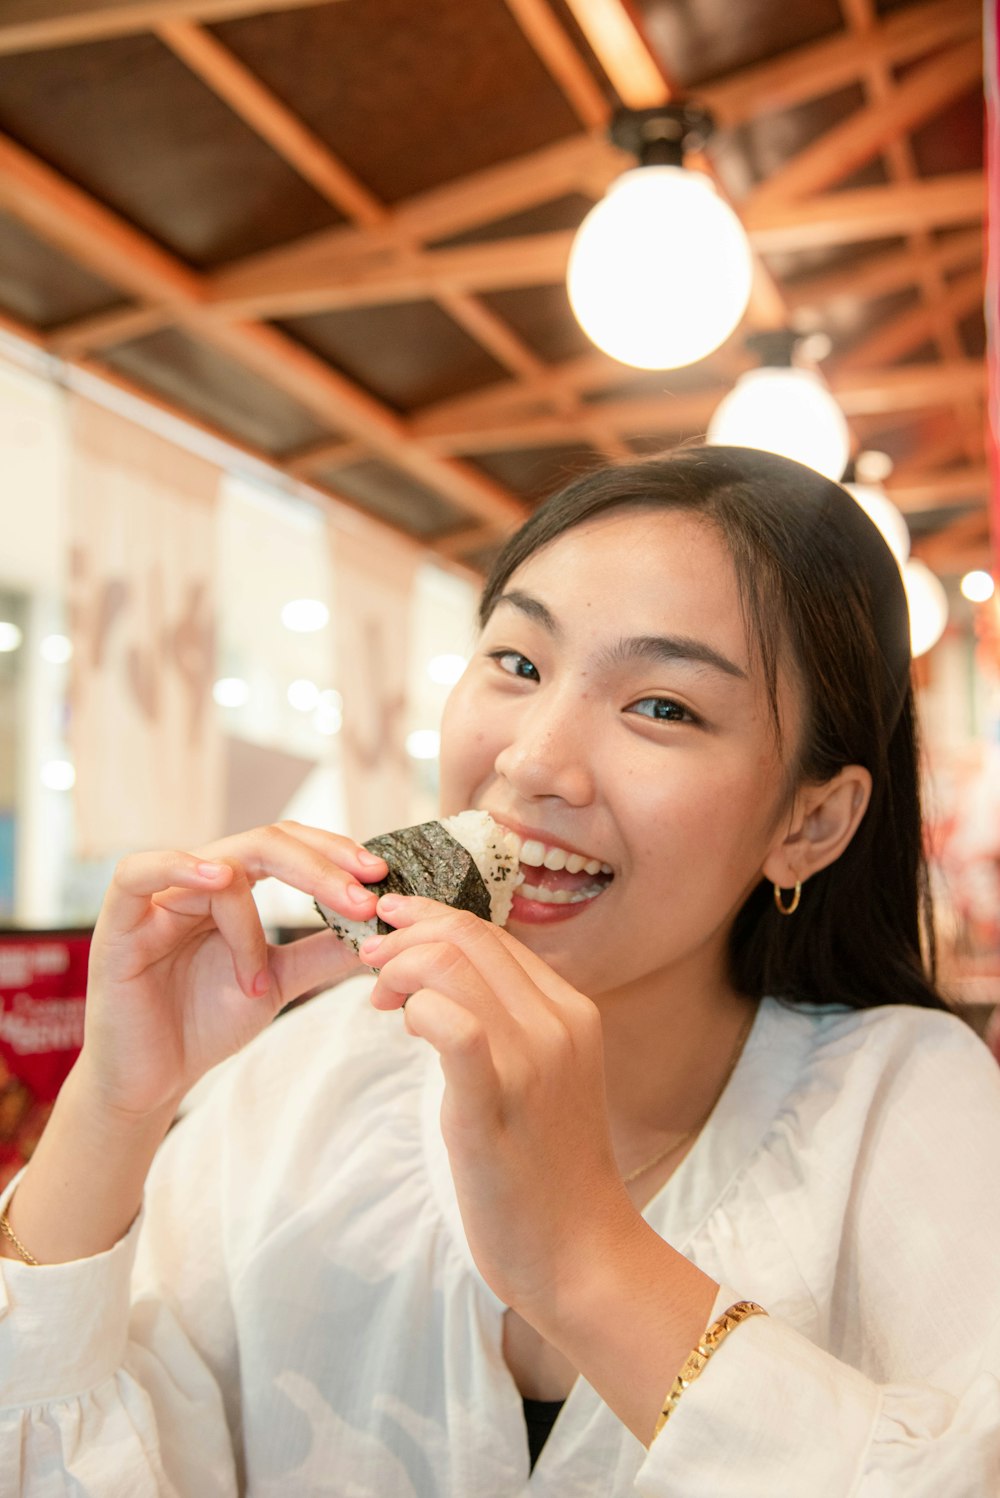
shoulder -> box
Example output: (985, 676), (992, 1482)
(761, 997), (1000, 1171)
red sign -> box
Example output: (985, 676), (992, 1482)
(0, 931), (91, 1190)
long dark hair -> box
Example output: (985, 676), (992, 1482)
(478, 446), (947, 1013)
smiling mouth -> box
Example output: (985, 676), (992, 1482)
(495, 826), (614, 909)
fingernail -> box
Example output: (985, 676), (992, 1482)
(347, 883), (372, 906)
(356, 849), (385, 869)
(252, 970), (270, 996)
(359, 935), (382, 959)
(377, 894), (402, 915)
(197, 862), (226, 879)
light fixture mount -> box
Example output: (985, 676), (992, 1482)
(609, 104), (715, 168)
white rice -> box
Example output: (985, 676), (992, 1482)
(439, 810), (524, 926)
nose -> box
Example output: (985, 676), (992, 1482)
(493, 686), (596, 806)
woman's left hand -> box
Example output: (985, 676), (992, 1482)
(359, 893), (640, 1322)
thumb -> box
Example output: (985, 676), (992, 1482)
(268, 927), (368, 1014)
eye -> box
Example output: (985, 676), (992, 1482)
(627, 696), (700, 725)
(486, 649), (540, 682)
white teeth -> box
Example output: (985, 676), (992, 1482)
(519, 882), (607, 905)
(509, 830), (612, 877)
(519, 839), (546, 868)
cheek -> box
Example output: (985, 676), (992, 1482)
(438, 683), (494, 809)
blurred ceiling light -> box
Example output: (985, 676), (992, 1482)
(707, 331), (850, 482)
(854, 449), (894, 484)
(40, 633), (73, 664)
(288, 678), (321, 712)
(843, 483), (910, 568)
(903, 560), (948, 658)
(406, 729), (441, 761)
(0, 622), (23, 652)
(427, 653), (468, 685)
(40, 759), (75, 791)
(960, 570), (995, 603)
(281, 598), (329, 633)
(314, 689), (343, 735)
(213, 677), (250, 708)
(567, 106), (753, 370)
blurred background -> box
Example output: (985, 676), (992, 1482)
(0, 0), (996, 1174)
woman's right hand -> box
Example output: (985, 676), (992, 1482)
(77, 821), (387, 1120)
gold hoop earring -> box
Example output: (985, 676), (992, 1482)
(773, 880), (801, 916)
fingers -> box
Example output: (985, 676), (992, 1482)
(401, 989), (500, 1118)
(192, 821), (388, 924)
(103, 850), (236, 935)
(268, 926), (365, 1012)
(362, 895), (583, 1016)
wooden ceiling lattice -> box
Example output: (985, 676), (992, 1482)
(0, 0), (988, 571)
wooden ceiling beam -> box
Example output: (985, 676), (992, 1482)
(213, 132), (612, 299)
(47, 301), (171, 357)
(911, 507), (991, 574)
(0, 0), (338, 54)
(886, 467), (991, 513)
(207, 231), (575, 317)
(160, 18), (625, 459)
(784, 229), (982, 314)
(700, 0), (980, 129)
(412, 360), (986, 451)
(744, 38), (982, 210)
(560, 0), (667, 109)
(745, 172), (983, 251)
(0, 131), (201, 304)
(840, 0), (982, 467)
(501, 0), (611, 129)
(0, 128), (525, 529)
(833, 268), (983, 370)
(205, 170), (985, 318)
(157, 20), (384, 227)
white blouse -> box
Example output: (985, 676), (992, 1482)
(2, 975), (1000, 1497)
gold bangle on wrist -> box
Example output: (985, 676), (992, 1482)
(0, 1207), (40, 1266)
(653, 1300), (768, 1441)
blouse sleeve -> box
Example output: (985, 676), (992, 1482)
(635, 1013), (1000, 1498)
(635, 1289), (1000, 1497)
(0, 1064), (245, 1497)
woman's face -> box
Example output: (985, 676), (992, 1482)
(439, 507), (804, 1000)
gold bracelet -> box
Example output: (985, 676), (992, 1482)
(0, 1206), (40, 1266)
(653, 1300), (768, 1441)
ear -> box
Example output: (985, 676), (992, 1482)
(762, 765), (872, 889)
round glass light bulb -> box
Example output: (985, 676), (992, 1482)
(427, 653), (468, 686)
(843, 484), (910, 567)
(567, 166), (754, 370)
(0, 622), (23, 652)
(288, 678), (320, 712)
(314, 688), (343, 735)
(41, 759), (75, 791)
(406, 729), (440, 761)
(213, 677), (250, 708)
(40, 633), (73, 664)
(281, 599), (329, 633)
(707, 368), (850, 481)
(960, 569), (995, 603)
(902, 560), (948, 658)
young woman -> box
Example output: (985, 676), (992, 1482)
(2, 447), (999, 1496)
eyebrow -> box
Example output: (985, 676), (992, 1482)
(495, 590), (748, 682)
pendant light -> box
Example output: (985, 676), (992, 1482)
(707, 331), (851, 482)
(567, 105), (754, 371)
(843, 450), (910, 569)
(903, 559), (949, 658)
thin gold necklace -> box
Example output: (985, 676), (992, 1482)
(621, 1006), (756, 1186)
